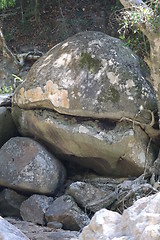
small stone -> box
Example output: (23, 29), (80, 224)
(45, 194), (90, 231)
(20, 194), (53, 225)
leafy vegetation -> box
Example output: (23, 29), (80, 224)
(0, 0), (15, 9)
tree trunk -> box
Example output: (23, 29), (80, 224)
(0, 28), (21, 69)
(119, 0), (160, 181)
(149, 37), (160, 128)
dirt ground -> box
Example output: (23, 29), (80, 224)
(3, 0), (119, 54)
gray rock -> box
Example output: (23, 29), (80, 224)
(0, 137), (66, 195)
(12, 31), (157, 177)
(0, 107), (18, 148)
(12, 108), (157, 177)
(66, 181), (117, 212)
(0, 57), (18, 91)
(0, 188), (27, 217)
(13, 31), (156, 120)
(45, 194), (90, 231)
(0, 216), (29, 240)
(20, 194), (53, 225)
(0, 93), (12, 107)
(47, 221), (63, 229)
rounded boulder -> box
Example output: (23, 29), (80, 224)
(0, 137), (66, 195)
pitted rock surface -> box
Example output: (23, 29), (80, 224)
(45, 194), (90, 231)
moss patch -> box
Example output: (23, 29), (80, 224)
(108, 86), (120, 103)
(79, 52), (102, 73)
(98, 86), (120, 104)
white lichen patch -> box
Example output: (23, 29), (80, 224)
(138, 152), (145, 165)
(60, 73), (75, 88)
(15, 80), (70, 109)
(108, 59), (114, 66)
(79, 125), (89, 134)
(54, 53), (72, 68)
(108, 77), (136, 97)
(107, 72), (120, 85)
(125, 80), (135, 88)
(16, 161), (35, 183)
(61, 42), (69, 49)
(88, 40), (102, 48)
(128, 96), (134, 101)
(94, 133), (104, 141)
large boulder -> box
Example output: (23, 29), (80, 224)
(0, 137), (66, 195)
(12, 31), (157, 177)
(78, 192), (160, 240)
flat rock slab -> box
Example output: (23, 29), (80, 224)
(5, 217), (79, 240)
(12, 31), (157, 177)
(12, 108), (156, 177)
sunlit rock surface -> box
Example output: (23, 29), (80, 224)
(78, 192), (160, 240)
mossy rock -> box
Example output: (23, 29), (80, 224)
(13, 31), (156, 123)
